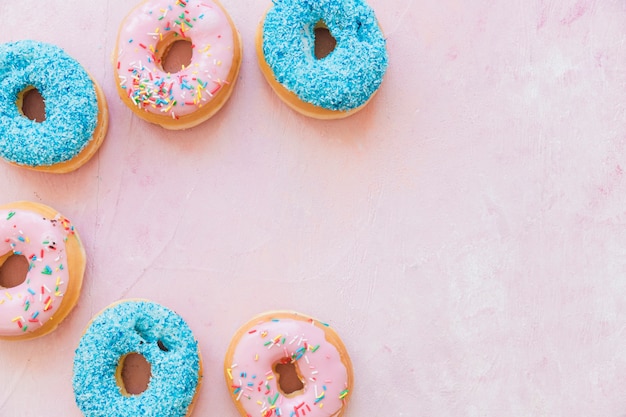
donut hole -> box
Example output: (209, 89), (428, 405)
(18, 87), (46, 122)
(274, 361), (305, 396)
(157, 35), (193, 73)
(0, 253), (29, 289)
(117, 353), (152, 396)
(314, 21), (336, 59)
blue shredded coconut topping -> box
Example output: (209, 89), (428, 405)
(263, 0), (388, 111)
(0, 40), (98, 167)
(73, 301), (201, 417)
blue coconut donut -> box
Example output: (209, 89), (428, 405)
(256, 0), (388, 119)
(0, 40), (108, 173)
(73, 300), (202, 417)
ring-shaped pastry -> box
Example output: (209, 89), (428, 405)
(0, 40), (108, 173)
(225, 311), (353, 417)
(257, 0), (388, 119)
(73, 300), (202, 417)
(114, 0), (243, 129)
(0, 201), (85, 340)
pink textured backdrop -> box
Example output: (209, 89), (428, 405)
(2, 0), (626, 416)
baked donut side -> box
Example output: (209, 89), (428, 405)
(0, 201), (86, 340)
(225, 311), (353, 417)
(73, 299), (202, 417)
(114, 0), (242, 130)
(0, 40), (108, 173)
(257, 0), (388, 119)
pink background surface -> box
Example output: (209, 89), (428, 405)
(2, 0), (626, 416)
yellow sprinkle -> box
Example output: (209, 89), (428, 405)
(11, 316), (21, 322)
(163, 101), (175, 113)
(227, 368), (233, 380)
(5, 291), (12, 301)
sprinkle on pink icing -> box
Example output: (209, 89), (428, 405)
(0, 209), (74, 337)
(115, 0), (235, 119)
(228, 317), (350, 417)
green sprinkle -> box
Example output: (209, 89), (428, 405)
(6, 211), (15, 220)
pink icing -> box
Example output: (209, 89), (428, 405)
(228, 316), (350, 417)
(0, 208), (74, 337)
(115, 0), (236, 118)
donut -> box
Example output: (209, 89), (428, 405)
(257, 0), (388, 119)
(0, 40), (108, 173)
(224, 311), (353, 417)
(114, 0), (243, 130)
(73, 299), (203, 417)
(0, 201), (85, 340)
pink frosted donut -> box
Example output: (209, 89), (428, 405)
(0, 201), (85, 340)
(113, 0), (242, 129)
(225, 311), (353, 417)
